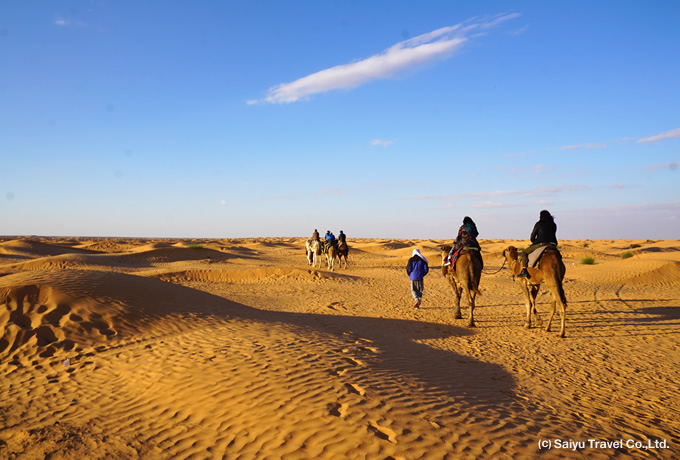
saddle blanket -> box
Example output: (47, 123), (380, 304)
(528, 244), (556, 267)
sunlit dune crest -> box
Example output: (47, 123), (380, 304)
(1, 236), (679, 458)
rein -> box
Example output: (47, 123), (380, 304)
(482, 257), (506, 275)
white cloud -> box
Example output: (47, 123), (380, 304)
(371, 139), (394, 147)
(253, 13), (519, 104)
(510, 25), (529, 37)
(55, 19), (69, 26)
(645, 161), (679, 171)
(411, 184), (591, 202)
(638, 127), (680, 143)
(560, 143), (607, 150)
(317, 189), (345, 196)
(530, 165), (551, 174)
(473, 200), (522, 209)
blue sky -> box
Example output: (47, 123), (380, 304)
(1, 1), (679, 240)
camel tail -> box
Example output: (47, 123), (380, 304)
(469, 281), (482, 296)
(557, 281), (567, 306)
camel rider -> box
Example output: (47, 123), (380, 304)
(517, 210), (558, 279)
(447, 216), (481, 269)
(338, 230), (347, 246)
(324, 230), (337, 253)
(312, 229), (320, 242)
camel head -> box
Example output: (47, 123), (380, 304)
(440, 245), (452, 260)
(503, 246), (519, 262)
(440, 245), (452, 276)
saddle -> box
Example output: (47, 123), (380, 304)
(451, 247), (483, 271)
(527, 243), (559, 267)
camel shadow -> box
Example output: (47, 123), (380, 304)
(210, 299), (513, 408)
(569, 303), (680, 335)
(97, 272), (515, 409)
(0, 270), (518, 416)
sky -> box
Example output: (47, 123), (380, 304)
(1, 1), (679, 240)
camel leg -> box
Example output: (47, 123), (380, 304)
(452, 283), (463, 319)
(547, 287), (567, 337)
(544, 283), (566, 336)
(531, 286), (543, 327)
(520, 284), (533, 328)
(546, 299), (556, 333)
(467, 289), (476, 328)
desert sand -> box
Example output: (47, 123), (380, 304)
(0, 236), (678, 459)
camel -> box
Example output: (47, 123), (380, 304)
(304, 239), (322, 268)
(440, 245), (483, 327)
(326, 245), (338, 271)
(337, 241), (349, 269)
(502, 245), (567, 338)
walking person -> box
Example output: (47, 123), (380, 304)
(406, 248), (429, 309)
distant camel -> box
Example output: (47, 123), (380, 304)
(503, 245), (567, 338)
(326, 245), (338, 271)
(440, 245), (483, 327)
(337, 241), (349, 269)
(305, 239), (322, 268)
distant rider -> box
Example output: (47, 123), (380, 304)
(324, 230), (336, 253)
(517, 210), (558, 279)
(447, 216), (481, 269)
(338, 230), (347, 246)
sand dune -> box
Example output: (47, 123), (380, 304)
(1, 236), (679, 458)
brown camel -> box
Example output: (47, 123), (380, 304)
(326, 245), (338, 271)
(440, 245), (483, 327)
(337, 241), (349, 269)
(503, 245), (568, 338)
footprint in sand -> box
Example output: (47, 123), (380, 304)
(367, 420), (397, 444)
(345, 383), (366, 396)
(343, 356), (366, 367)
(328, 402), (349, 418)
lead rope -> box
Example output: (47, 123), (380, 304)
(481, 257), (507, 275)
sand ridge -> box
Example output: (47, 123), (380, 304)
(0, 236), (679, 458)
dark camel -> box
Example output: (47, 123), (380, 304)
(440, 246), (482, 327)
(503, 245), (568, 338)
(337, 241), (349, 269)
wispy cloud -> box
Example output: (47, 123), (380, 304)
(645, 161), (679, 171)
(250, 13), (519, 105)
(510, 25), (529, 37)
(371, 139), (394, 147)
(560, 143), (607, 150)
(638, 127), (680, 143)
(473, 201), (523, 209)
(411, 184), (591, 201)
(498, 164), (551, 175)
(317, 189), (346, 196)
(54, 15), (86, 27)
